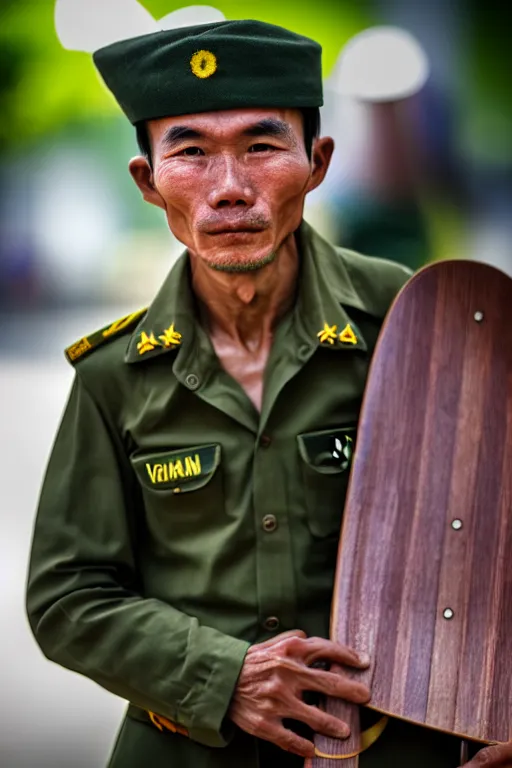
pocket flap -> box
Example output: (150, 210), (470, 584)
(132, 444), (221, 492)
(297, 427), (355, 474)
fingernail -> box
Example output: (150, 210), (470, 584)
(338, 726), (350, 739)
(358, 652), (370, 666)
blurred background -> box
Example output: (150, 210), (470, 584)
(1, 0), (511, 765)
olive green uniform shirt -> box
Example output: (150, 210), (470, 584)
(26, 222), (471, 767)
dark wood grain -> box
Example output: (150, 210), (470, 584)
(305, 671), (362, 768)
(310, 260), (512, 766)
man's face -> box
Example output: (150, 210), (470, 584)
(130, 108), (331, 272)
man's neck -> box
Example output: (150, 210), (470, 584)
(190, 232), (300, 350)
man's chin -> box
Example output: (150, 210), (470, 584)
(204, 250), (277, 273)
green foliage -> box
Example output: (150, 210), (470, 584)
(461, 0), (512, 162)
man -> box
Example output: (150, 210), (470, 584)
(26, 14), (510, 768)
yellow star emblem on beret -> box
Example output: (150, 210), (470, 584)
(190, 50), (217, 79)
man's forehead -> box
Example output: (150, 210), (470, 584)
(149, 107), (303, 144)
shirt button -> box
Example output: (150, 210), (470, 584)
(185, 373), (200, 390)
(263, 616), (280, 632)
(259, 434), (272, 448)
(298, 343), (312, 361)
(262, 514), (278, 533)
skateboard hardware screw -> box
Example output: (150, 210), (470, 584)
(474, 311), (484, 322)
(451, 519), (463, 530)
(443, 608), (454, 620)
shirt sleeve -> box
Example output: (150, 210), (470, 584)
(25, 373), (250, 748)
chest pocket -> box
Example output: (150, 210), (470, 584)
(297, 427), (356, 538)
(131, 444), (222, 525)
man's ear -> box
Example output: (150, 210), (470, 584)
(306, 136), (335, 193)
(129, 156), (167, 210)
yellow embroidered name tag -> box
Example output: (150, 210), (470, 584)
(131, 444), (221, 493)
(146, 454), (202, 485)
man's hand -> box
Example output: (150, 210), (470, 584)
(229, 629), (371, 758)
(462, 742), (512, 767)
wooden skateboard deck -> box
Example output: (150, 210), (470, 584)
(309, 260), (512, 766)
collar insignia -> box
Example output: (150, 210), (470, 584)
(317, 322), (359, 347)
(317, 323), (338, 345)
(339, 323), (358, 345)
(137, 323), (182, 356)
(159, 323), (182, 348)
(137, 331), (159, 355)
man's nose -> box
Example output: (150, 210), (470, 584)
(207, 156), (256, 209)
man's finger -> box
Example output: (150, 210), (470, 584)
(270, 725), (316, 758)
(242, 715), (316, 759)
(302, 637), (370, 669)
(300, 667), (371, 703)
(291, 699), (350, 739)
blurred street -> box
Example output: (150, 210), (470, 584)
(0, 335), (127, 767)
(1, 0), (512, 765)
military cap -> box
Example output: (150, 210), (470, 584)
(55, 2), (323, 123)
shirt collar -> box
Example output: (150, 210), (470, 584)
(125, 220), (370, 364)
(125, 253), (194, 364)
(294, 221), (368, 353)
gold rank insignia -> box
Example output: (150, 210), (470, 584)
(317, 322), (359, 347)
(159, 324), (182, 348)
(317, 323), (338, 344)
(339, 323), (358, 345)
(137, 331), (159, 355)
(137, 322), (182, 356)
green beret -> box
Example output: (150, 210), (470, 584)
(93, 19), (323, 124)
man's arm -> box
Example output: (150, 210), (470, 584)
(26, 374), (249, 748)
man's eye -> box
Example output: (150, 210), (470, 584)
(180, 147), (204, 156)
(248, 143), (274, 153)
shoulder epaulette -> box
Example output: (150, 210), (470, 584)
(65, 308), (147, 365)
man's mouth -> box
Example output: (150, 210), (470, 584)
(206, 225), (266, 235)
